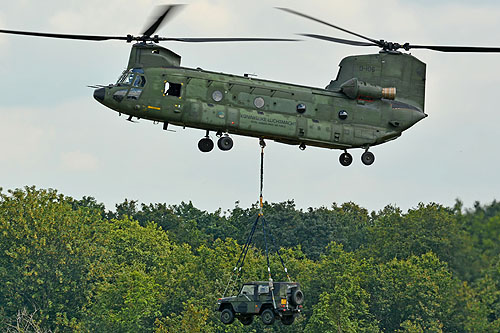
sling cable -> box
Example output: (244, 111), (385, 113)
(223, 139), (291, 300)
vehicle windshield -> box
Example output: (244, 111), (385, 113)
(239, 284), (254, 296)
(117, 68), (145, 86)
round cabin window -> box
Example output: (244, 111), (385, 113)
(254, 97), (265, 109)
(296, 103), (306, 113)
(338, 110), (348, 120)
(212, 90), (223, 102)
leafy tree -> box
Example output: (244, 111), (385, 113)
(460, 201), (500, 280)
(361, 203), (470, 278)
(305, 243), (378, 332)
(82, 217), (196, 332)
(0, 187), (109, 331)
(368, 252), (461, 331)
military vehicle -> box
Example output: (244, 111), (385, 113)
(2, 6), (500, 166)
(217, 281), (304, 326)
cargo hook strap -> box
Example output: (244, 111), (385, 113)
(259, 146), (264, 216)
(222, 144), (291, 298)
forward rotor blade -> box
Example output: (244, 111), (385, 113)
(159, 37), (299, 42)
(142, 4), (184, 37)
(0, 29), (127, 41)
(299, 33), (377, 47)
(277, 7), (380, 46)
(407, 44), (500, 53)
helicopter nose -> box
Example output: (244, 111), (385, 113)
(93, 88), (105, 102)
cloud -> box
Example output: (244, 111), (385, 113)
(0, 106), (51, 167)
(60, 151), (99, 171)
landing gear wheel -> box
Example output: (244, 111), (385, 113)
(217, 136), (233, 151)
(198, 137), (214, 153)
(221, 308), (235, 325)
(261, 308), (275, 325)
(239, 315), (253, 326)
(339, 152), (353, 167)
(361, 151), (375, 165)
(281, 315), (295, 325)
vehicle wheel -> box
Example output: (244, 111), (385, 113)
(198, 137), (214, 153)
(361, 151), (375, 165)
(291, 288), (304, 305)
(221, 308), (235, 325)
(261, 308), (275, 325)
(239, 315), (253, 326)
(281, 315), (295, 326)
(339, 152), (353, 166)
(217, 136), (233, 151)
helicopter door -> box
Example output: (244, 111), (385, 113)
(236, 284), (256, 313)
(163, 79), (184, 116)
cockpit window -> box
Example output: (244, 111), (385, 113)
(117, 68), (146, 86)
(125, 73), (135, 85)
(127, 88), (143, 100)
(133, 75), (146, 87)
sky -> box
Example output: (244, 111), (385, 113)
(1, 0), (500, 214)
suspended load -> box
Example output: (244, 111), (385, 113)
(216, 143), (304, 326)
(217, 281), (304, 326)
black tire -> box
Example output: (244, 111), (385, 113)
(339, 152), (353, 166)
(281, 315), (295, 325)
(361, 151), (375, 165)
(239, 315), (253, 326)
(198, 137), (214, 153)
(261, 308), (275, 325)
(217, 136), (233, 151)
(291, 288), (304, 305)
(221, 308), (235, 325)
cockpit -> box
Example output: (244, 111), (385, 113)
(112, 68), (147, 102)
(117, 68), (146, 87)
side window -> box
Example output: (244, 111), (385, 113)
(164, 81), (182, 97)
(258, 285), (270, 294)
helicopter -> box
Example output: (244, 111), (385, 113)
(2, 6), (500, 167)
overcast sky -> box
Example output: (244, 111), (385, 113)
(1, 0), (500, 213)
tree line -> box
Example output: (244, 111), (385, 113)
(1, 186), (499, 332)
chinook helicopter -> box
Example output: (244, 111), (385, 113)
(2, 6), (500, 166)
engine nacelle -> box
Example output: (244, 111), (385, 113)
(340, 78), (396, 100)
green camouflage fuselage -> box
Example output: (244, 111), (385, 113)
(94, 44), (427, 150)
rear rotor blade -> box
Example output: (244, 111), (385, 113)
(407, 44), (500, 53)
(0, 29), (127, 41)
(142, 4), (184, 38)
(299, 33), (377, 47)
(277, 7), (380, 46)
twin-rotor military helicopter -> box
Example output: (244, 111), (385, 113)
(2, 5), (500, 166)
